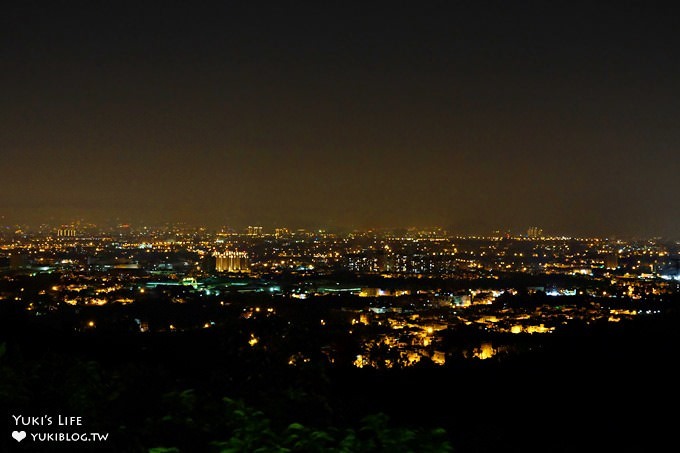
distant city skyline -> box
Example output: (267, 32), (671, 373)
(0, 216), (676, 241)
(2, 2), (678, 238)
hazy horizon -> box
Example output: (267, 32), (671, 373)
(2, 2), (678, 238)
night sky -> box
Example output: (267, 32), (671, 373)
(2, 1), (678, 237)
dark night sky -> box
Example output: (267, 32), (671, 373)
(1, 1), (678, 236)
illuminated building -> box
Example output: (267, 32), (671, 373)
(57, 227), (77, 237)
(214, 250), (250, 273)
(247, 226), (263, 236)
(527, 226), (543, 238)
(275, 228), (291, 238)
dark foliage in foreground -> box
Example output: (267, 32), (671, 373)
(1, 296), (679, 452)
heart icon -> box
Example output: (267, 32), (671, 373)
(12, 430), (26, 442)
